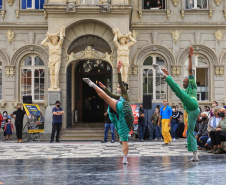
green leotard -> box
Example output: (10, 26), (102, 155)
(165, 75), (199, 152)
(104, 73), (134, 141)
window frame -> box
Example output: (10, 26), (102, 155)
(185, 0), (209, 10)
(184, 54), (209, 102)
(21, 0), (45, 10)
(20, 55), (45, 102)
(142, 54), (168, 101)
(142, 0), (167, 10)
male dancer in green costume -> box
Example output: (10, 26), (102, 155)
(153, 46), (199, 161)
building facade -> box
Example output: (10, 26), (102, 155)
(0, 0), (226, 132)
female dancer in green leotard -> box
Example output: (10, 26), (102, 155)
(83, 61), (134, 164)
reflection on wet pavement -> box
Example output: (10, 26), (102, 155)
(0, 155), (226, 185)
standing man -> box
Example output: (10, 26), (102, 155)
(138, 104), (145, 142)
(153, 46), (200, 161)
(11, 105), (26, 143)
(101, 110), (115, 143)
(158, 99), (172, 145)
(50, 101), (64, 143)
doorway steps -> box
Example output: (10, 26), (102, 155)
(60, 122), (116, 141)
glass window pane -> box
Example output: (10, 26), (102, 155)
(143, 56), (153, 65)
(156, 57), (165, 65)
(143, 0), (166, 9)
(0, 0), (2, 9)
(186, 0), (194, 9)
(197, 0), (208, 9)
(196, 68), (208, 101)
(156, 73), (167, 100)
(35, 56), (44, 66)
(33, 69), (45, 100)
(198, 56), (208, 66)
(23, 56), (32, 66)
(27, 0), (32, 8)
(143, 69), (153, 96)
(22, 0), (26, 9)
(40, 0), (45, 9)
(35, 0), (39, 9)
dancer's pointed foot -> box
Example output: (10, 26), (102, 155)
(83, 78), (97, 89)
(152, 64), (168, 77)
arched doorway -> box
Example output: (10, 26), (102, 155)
(66, 35), (113, 128)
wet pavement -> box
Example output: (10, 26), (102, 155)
(0, 155), (226, 185)
(0, 140), (226, 184)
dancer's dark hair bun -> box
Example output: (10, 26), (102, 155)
(122, 81), (129, 91)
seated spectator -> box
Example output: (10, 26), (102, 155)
(195, 112), (202, 134)
(205, 106), (211, 118)
(210, 101), (218, 118)
(195, 112), (209, 149)
(101, 110), (115, 143)
(206, 106), (221, 152)
(209, 108), (226, 154)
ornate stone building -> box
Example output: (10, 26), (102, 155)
(0, 0), (226, 134)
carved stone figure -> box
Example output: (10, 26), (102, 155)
(7, 0), (14, 6)
(6, 30), (15, 44)
(113, 28), (137, 83)
(41, 26), (65, 90)
(172, 0), (179, 7)
(172, 30), (181, 43)
(215, 29), (223, 43)
(214, 0), (222, 6)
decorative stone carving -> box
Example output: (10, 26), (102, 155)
(100, 3), (111, 12)
(1, 99), (7, 108)
(131, 30), (138, 40)
(66, 46), (113, 68)
(167, 10), (171, 19)
(209, 10), (213, 19)
(180, 10), (184, 19)
(151, 32), (158, 44)
(16, 10), (19, 19)
(1, 10), (5, 19)
(6, 30), (15, 45)
(214, 0), (222, 6)
(172, 0), (179, 7)
(171, 66), (181, 76)
(5, 66), (15, 77)
(224, 10), (226, 19)
(194, 31), (201, 44)
(172, 30), (181, 43)
(41, 26), (65, 91)
(129, 65), (138, 76)
(49, 0), (67, 3)
(44, 10), (48, 20)
(7, 0), (14, 6)
(67, 4), (76, 12)
(215, 29), (224, 43)
(100, 0), (110, 4)
(215, 66), (224, 76)
(113, 28), (137, 83)
(138, 10), (142, 19)
(81, 0), (86, 4)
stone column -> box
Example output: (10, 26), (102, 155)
(44, 91), (61, 133)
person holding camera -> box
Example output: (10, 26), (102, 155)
(139, 104), (145, 142)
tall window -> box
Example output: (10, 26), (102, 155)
(143, 56), (167, 100)
(186, 0), (208, 9)
(21, 0), (45, 9)
(143, 0), (166, 9)
(184, 55), (209, 101)
(20, 55), (45, 101)
(0, 0), (2, 9)
(0, 62), (2, 100)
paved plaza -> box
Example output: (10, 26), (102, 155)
(0, 139), (226, 185)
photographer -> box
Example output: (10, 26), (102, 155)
(139, 104), (145, 142)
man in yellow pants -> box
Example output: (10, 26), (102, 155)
(158, 99), (172, 145)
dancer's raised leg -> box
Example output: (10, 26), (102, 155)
(83, 78), (117, 112)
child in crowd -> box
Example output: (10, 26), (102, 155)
(4, 119), (14, 141)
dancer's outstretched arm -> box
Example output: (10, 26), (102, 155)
(101, 85), (120, 100)
(188, 46), (193, 76)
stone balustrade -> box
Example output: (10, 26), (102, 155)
(47, 0), (130, 5)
